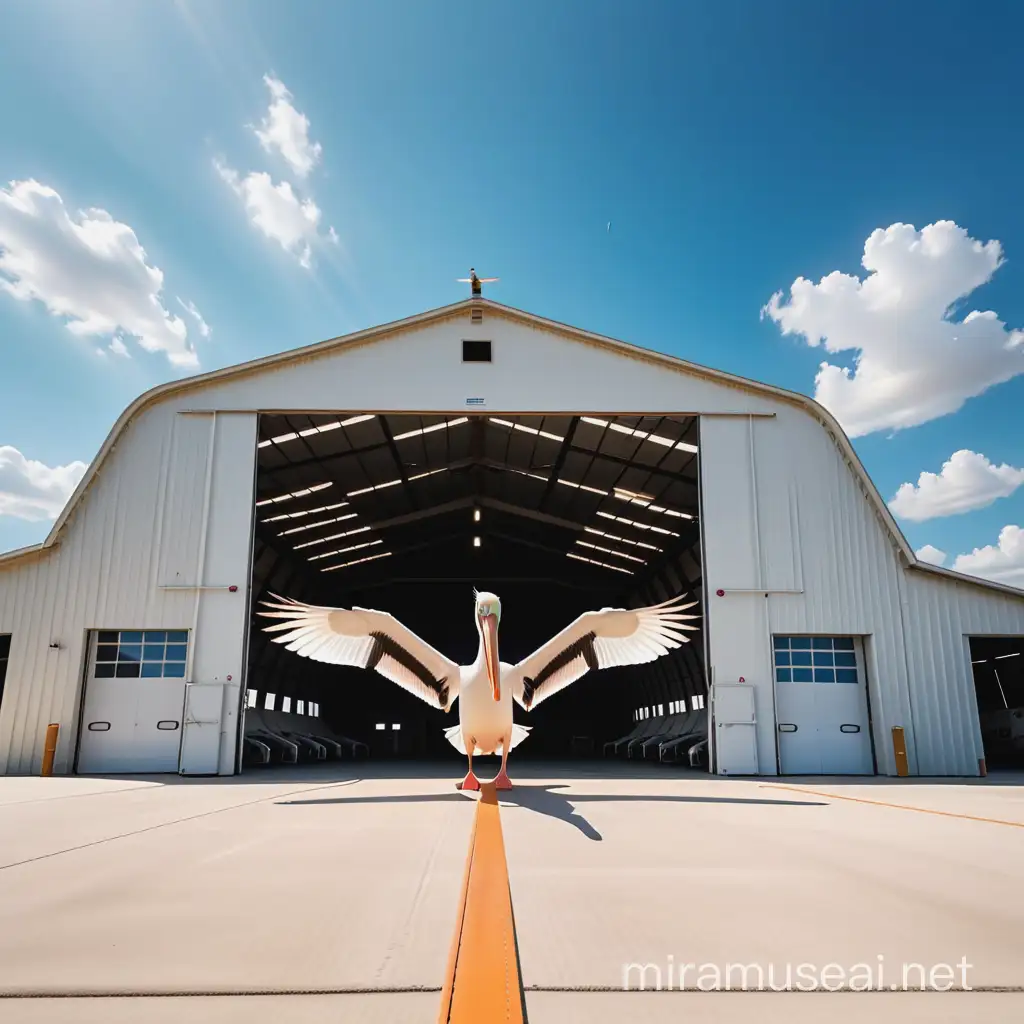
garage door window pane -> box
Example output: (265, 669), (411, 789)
(792, 668), (813, 682)
(814, 668), (836, 683)
(773, 637), (791, 650)
(836, 669), (858, 684)
(774, 635), (859, 685)
(791, 651), (812, 666)
(776, 668), (792, 682)
(835, 652), (856, 667)
(775, 651), (791, 666)
(834, 637), (855, 651)
(94, 630), (189, 680)
(790, 638), (813, 650)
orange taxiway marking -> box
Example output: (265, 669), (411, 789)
(438, 782), (525, 1023)
(765, 783), (1024, 829)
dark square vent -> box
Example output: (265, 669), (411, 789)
(462, 340), (492, 363)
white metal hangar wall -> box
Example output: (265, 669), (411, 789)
(0, 298), (1022, 777)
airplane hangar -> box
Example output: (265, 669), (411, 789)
(0, 297), (1022, 779)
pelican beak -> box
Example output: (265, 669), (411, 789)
(481, 612), (500, 701)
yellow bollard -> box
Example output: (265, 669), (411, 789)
(891, 726), (909, 777)
(41, 723), (59, 777)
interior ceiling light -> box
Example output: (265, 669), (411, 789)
(279, 511), (358, 536)
(583, 526), (661, 552)
(347, 478), (403, 497)
(391, 417), (469, 441)
(320, 550), (393, 573)
(262, 500), (349, 524)
(612, 488), (695, 520)
(473, 508), (481, 522)
(580, 416), (699, 454)
(258, 414), (375, 448)
(308, 538), (382, 562)
(255, 481), (332, 507)
(595, 510), (679, 537)
(407, 467), (449, 482)
(293, 525), (371, 550)
(995, 652), (1021, 659)
(473, 536), (481, 547)
(566, 551), (633, 575)
(556, 477), (609, 496)
(489, 418), (565, 442)
(575, 539), (645, 563)
(507, 466), (549, 484)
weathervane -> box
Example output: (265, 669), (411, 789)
(457, 267), (499, 297)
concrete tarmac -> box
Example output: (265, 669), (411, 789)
(1, 762), (1022, 1022)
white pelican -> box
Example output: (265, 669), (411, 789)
(258, 589), (699, 790)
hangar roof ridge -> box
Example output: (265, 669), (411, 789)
(1, 297), (1022, 600)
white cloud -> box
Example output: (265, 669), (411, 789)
(762, 221), (1024, 437)
(953, 525), (1024, 588)
(215, 159), (332, 268)
(0, 446), (87, 522)
(915, 544), (947, 566)
(0, 179), (201, 367)
(253, 75), (323, 179)
(177, 297), (211, 338)
(889, 450), (1024, 522)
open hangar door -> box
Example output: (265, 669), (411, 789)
(241, 411), (708, 769)
(970, 636), (1024, 769)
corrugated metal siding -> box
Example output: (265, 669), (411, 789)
(702, 407), (1024, 776)
(903, 571), (1024, 775)
(0, 409), (257, 775)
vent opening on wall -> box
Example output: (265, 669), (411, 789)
(462, 340), (492, 363)
(470, 307), (484, 324)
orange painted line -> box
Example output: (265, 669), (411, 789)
(438, 784), (525, 1024)
(764, 783), (1024, 829)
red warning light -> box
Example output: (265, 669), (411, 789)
(716, 589), (725, 597)
(228, 585), (238, 593)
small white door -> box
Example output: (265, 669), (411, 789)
(713, 683), (759, 775)
(773, 635), (873, 775)
(77, 630), (188, 774)
(179, 683), (224, 775)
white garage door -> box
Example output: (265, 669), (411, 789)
(77, 630), (189, 774)
(773, 635), (874, 775)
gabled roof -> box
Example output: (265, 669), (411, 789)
(1, 297), (1021, 599)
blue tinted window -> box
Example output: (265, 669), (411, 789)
(813, 651), (835, 666)
(811, 637), (833, 650)
(791, 650), (812, 666)
(834, 637), (855, 651)
(836, 669), (858, 684)
(775, 651), (791, 666)
(773, 637), (791, 650)
(814, 668), (836, 683)
(792, 668), (813, 682)
(94, 630), (188, 680)
(834, 652), (856, 667)
(776, 668), (792, 682)
(790, 637), (813, 650)
(167, 631), (188, 644)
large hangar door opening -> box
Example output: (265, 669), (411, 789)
(243, 412), (707, 766)
(970, 637), (1024, 769)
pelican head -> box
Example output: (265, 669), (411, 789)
(474, 589), (502, 701)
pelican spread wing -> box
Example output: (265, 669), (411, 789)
(511, 595), (700, 710)
(258, 594), (460, 711)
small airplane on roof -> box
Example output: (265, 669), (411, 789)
(458, 268), (499, 297)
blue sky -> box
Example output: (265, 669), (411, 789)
(1, 0), (1022, 583)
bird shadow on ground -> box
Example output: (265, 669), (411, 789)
(274, 785), (827, 842)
